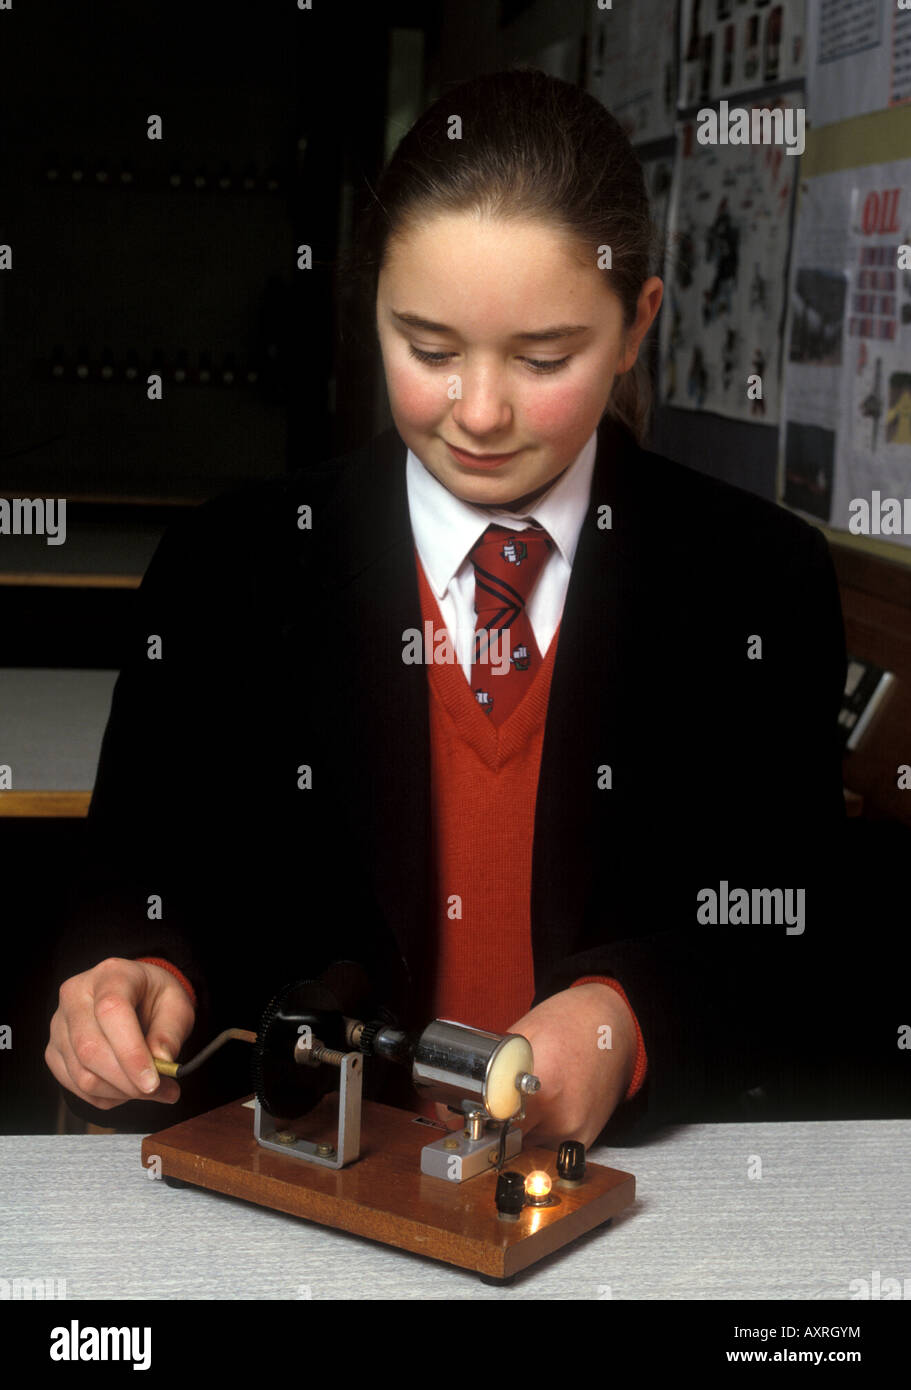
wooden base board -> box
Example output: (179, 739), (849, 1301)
(140, 1094), (635, 1281)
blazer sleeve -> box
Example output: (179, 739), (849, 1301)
(49, 498), (242, 1128)
(50, 467), (392, 1131)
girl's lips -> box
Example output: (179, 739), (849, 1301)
(446, 442), (521, 469)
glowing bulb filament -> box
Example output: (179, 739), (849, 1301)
(525, 1170), (552, 1201)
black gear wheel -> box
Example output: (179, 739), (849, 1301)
(356, 1020), (382, 1056)
(253, 979), (347, 1119)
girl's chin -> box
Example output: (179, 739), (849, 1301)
(442, 462), (559, 503)
(440, 470), (522, 497)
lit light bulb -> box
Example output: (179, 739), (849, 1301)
(524, 1170), (552, 1205)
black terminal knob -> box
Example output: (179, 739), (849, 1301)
(557, 1140), (586, 1184)
(495, 1171), (526, 1220)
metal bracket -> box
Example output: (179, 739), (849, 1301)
(253, 1052), (363, 1170)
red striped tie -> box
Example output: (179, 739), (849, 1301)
(468, 523), (554, 726)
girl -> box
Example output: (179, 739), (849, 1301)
(47, 69), (862, 1144)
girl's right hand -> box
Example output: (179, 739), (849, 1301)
(46, 957), (195, 1109)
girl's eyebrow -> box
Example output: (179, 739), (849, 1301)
(390, 310), (590, 342)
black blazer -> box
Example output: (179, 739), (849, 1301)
(53, 417), (900, 1135)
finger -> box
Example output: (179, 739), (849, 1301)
(57, 965), (159, 1096)
(45, 1036), (180, 1107)
(93, 966), (190, 1094)
(48, 1009), (140, 1103)
(64, 987), (161, 1099)
(63, 1014), (182, 1102)
(140, 984), (195, 1066)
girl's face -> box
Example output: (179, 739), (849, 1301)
(376, 213), (662, 509)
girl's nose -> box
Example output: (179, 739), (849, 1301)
(449, 369), (513, 436)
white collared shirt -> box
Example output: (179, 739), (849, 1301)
(406, 432), (597, 683)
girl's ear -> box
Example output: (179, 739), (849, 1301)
(619, 277), (664, 372)
(639, 277), (665, 334)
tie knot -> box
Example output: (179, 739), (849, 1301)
(469, 523), (553, 618)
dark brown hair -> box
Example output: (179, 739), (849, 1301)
(350, 66), (661, 444)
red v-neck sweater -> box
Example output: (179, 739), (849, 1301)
(411, 551), (646, 1103)
(140, 550), (647, 1107)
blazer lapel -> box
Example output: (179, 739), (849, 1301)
(291, 427), (434, 1001)
(531, 416), (645, 986)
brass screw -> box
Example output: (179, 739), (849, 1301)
(443, 1139), (459, 1151)
(316, 1143), (335, 1158)
(273, 1131), (297, 1145)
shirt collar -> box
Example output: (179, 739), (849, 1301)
(406, 430), (598, 600)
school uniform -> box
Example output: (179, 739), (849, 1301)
(54, 414), (900, 1135)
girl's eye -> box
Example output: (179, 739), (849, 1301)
(408, 345), (571, 374)
(523, 355), (571, 374)
(408, 346), (453, 366)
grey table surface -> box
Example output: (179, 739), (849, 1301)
(1, 1121), (908, 1300)
(0, 668), (117, 790)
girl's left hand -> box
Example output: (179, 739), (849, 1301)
(435, 982), (638, 1149)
